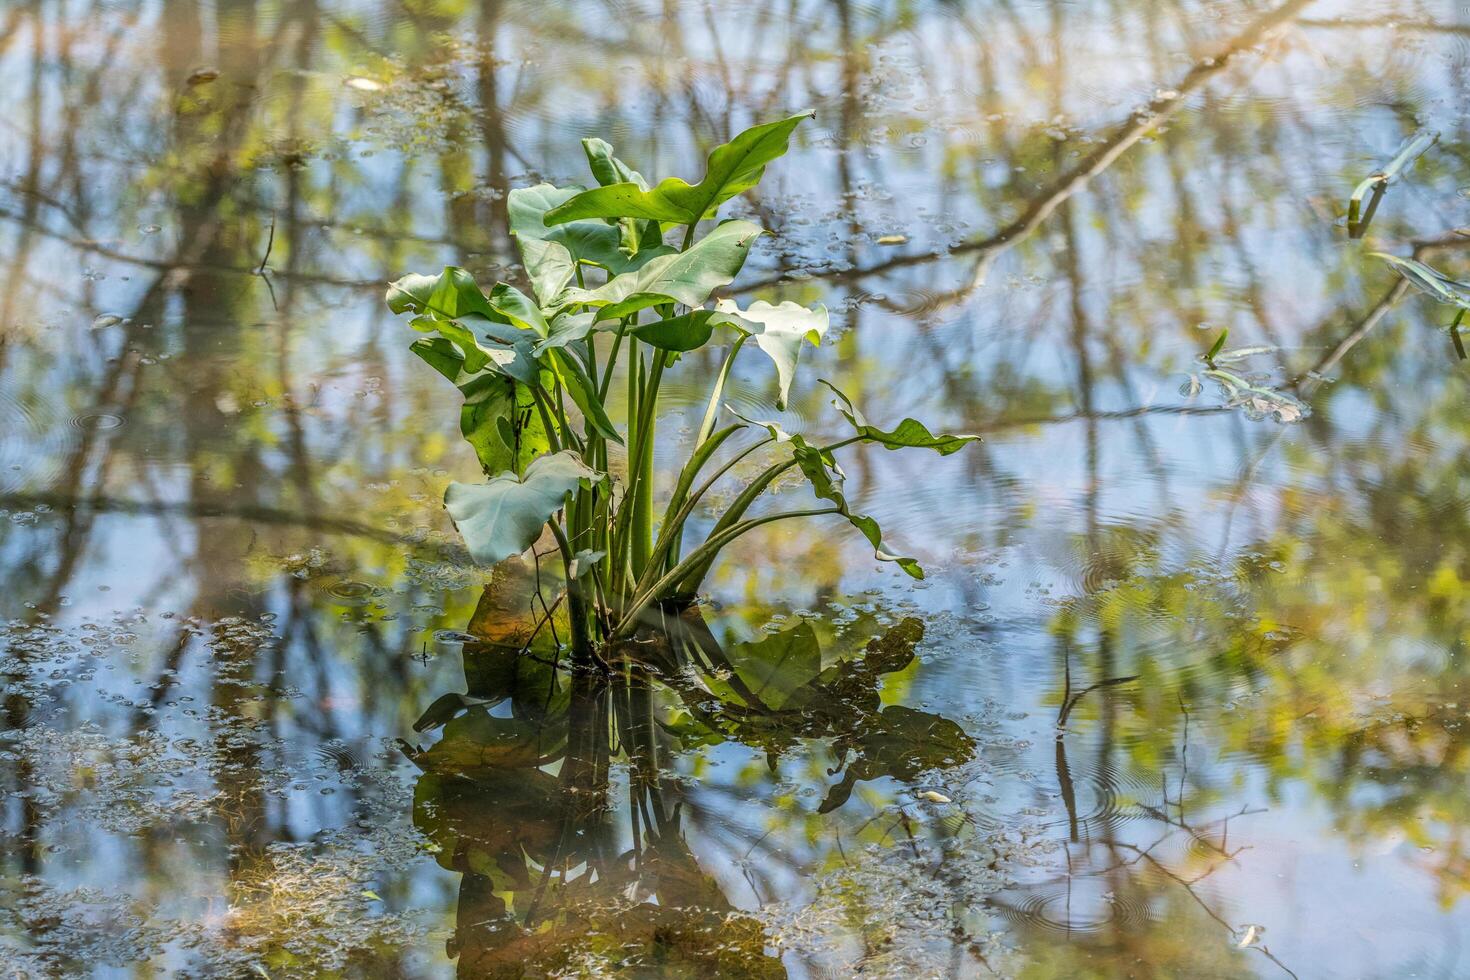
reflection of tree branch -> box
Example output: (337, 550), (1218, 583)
(737, 0), (1316, 294)
(1299, 231), (1470, 384)
(0, 492), (463, 556)
(0, 207), (382, 290)
(1300, 17), (1470, 37)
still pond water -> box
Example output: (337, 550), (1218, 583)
(4, 0), (1470, 976)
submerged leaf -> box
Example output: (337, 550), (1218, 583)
(820, 381), (978, 455)
(545, 112), (813, 227)
(445, 451), (602, 567)
(714, 298), (828, 410)
(1372, 252), (1470, 309)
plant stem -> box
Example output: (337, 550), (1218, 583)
(695, 334), (747, 448)
(612, 507), (841, 640)
(531, 387), (562, 454)
(547, 517), (595, 665)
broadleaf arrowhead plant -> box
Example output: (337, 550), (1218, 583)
(386, 112), (979, 663)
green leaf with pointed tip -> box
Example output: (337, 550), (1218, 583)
(733, 417), (922, 578)
(1373, 252), (1470, 309)
(445, 451), (602, 566)
(546, 348), (622, 444)
(819, 381), (979, 456)
(628, 309), (721, 352)
(583, 138), (662, 254)
(387, 267), (503, 322)
(561, 219), (765, 321)
(545, 112), (813, 227)
(533, 311), (596, 358)
(517, 237), (576, 307)
(460, 374), (549, 476)
(715, 298), (828, 410)
(785, 437), (923, 578)
(584, 137), (648, 188)
(488, 283), (550, 337)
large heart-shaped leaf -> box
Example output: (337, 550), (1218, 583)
(561, 219), (764, 321)
(412, 339), (548, 476)
(820, 381), (979, 455)
(544, 112), (813, 227)
(509, 182), (668, 279)
(446, 451), (602, 566)
(714, 298), (828, 410)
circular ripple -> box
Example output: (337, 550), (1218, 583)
(324, 580), (374, 603)
(993, 881), (1153, 936)
(71, 413), (126, 431)
(0, 388), (70, 494)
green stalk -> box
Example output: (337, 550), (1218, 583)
(694, 334), (748, 448)
(547, 517), (595, 665)
(673, 434), (865, 593)
(630, 349), (666, 578)
(530, 387), (562, 454)
(612, 507), (841, 640)
(598, 317), (629, 402)
(644, 428), (767, 590)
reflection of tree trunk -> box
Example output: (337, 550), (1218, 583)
(477, 0), (513, 262)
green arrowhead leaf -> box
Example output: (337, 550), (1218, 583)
(387, 267), (503, 321)
(819, 381), (979, 456)
(715, 298), (828, 410)
(582, 138), (663, 254)
(562, 219), (765, 321)
(729, 413), (923, 578)
(517, 237), (576, 307)
(445, 451), (602, 566)
(487, 283), (550, 337)
(583, 137), (648, 188)
(508, 182), (668, 278)
(627, 309), (721, 352)
(545, 112), (813, 227)
(786, 439), (921, 578)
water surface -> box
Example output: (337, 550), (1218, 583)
(4, 0), (1470, 976)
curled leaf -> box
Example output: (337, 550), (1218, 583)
(715, 299), (828, 410)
